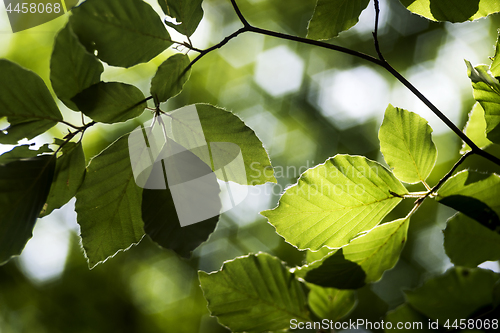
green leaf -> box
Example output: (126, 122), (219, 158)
(405, 267), (500, 323)
(50, 23), (104, 111)
(71, 82), (146, 124)
(199, 253), (310, 332)
(460, 103), (492, 153)
(399, 0), (500, 22)
(75, 135), (144, 268)
(307, 284), (356, 321)
(0, 59), (62, 144)
(384, 304), (431, 332)
(158, 0), (204, 37)
(69, 0), (172, 68)
(40, 142), (86, 217)
(299, 217), (410, 288)
(141, 140), (220, 257)
(379, 104), (437, 184)
(0, 144), (52, 164)
(150, 53), (191, 103)
(436, 170), (500, 231)
(466, 60), (500, 144)
(169, 104), (276, 185)
(0, 155), (56, 264)
(444, 213), (500, 267)
(307, 0), (370, 40)
(261, 155), (407, 250)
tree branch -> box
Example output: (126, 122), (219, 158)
(372, 0), (385, 61)
(415, 150), (474, 205)
(186, 0), (500, 167)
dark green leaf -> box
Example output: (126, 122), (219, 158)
(436, 170), (500, 231)
(50, 23), (104, 111)
(298, 249), (367, 289)
(262, 155), (407, 250)
(405, 267), (500, 323)
(199, 253), (310, 332)
(379, 105), (437, 184)
(142, 188), (219, 258)
(141, 138), (220, 258)
(40, 142), (86, 217)
(384, 304), (432, 332)
(307, 0), (370, 40)
(0, 155), (56, 264)
(307, 284), (356, 321)
(75, 135), (144, 268)
(0, 144), (52, 164)
(0, 59), (62, 144)
(466, 60), (500, 144)
(150, 53), (191, 103)
(158, 0), (204, 37)
(491, 33), (500, 77)
(444, 213), (500, 267)
(399, 0), (500, 22)
(71, 82), (146, 124)
(69, 0), (172, 68)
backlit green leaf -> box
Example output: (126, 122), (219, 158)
(262, 155), (407, 250)
(379, 105), (437, 184)
(405, 267), (500, 323)
(0, 155), (56, 264)
(399, 0), (500, 22)
(150, 53), (191, 103)
(0, 59), (62, 144)
(69, 0), (172, 68)
(158, 0), (204, 37)
(444, 213), (500, 267)
(199, 253), (310, 332)
(75, 135), (144, 268)
(466, 60), (500, 144)
(50, 23), (104, 111)
(307, 0), (370, 40)
(296, 249), (366, 289)
(298, 217), (410, 288)
(461, 103), (492, 153)
(0, 144), (52, 164)
(71, 82), (146, 124)
(40, 142), (86, 217)
(307, 284), (356, 321)
(436, 170), (500, 231)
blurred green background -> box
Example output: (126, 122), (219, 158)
(1, 0), (500, 331)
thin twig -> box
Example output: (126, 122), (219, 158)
(372, 0), (385, 61)
(416, 150), (474, 205)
